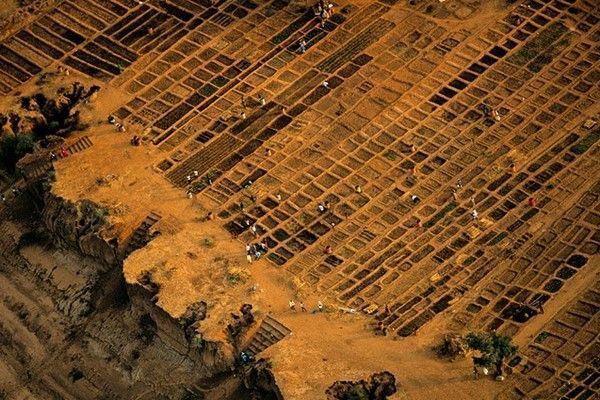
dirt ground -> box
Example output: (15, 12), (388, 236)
(1, 0), (599, 398)
(18, 69), (503, 399)
(248, 262), (506, 400)
(0, 1), (19, 20)
(42, 78), (506, 399)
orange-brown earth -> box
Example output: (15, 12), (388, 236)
(1, 0), (599, 399)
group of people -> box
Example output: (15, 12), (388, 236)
(56, 66), (70, 76)
(477, 103), (502, 121)
(449, 179), (479, 220)
(50, 146), (70, 160)
(296, 1), (335, 53)
(107, 114), (127, 132)
(0, 185), (23, 202)
(246, 241), (269, 263)
(316, 0), (334, 27)
(0, 187), (16, 202)
(289, 299), (324, 313)
(185, 170), (215, 198)
(130, 135), (142, 146)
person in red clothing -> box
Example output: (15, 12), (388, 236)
(529, 197), (537, 208)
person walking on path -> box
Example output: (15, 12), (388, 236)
(300, 302), (307, 312)
(289, 300), (296, 311)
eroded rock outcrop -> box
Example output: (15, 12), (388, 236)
(22, 189), (263, 398)
(41, 192), (117, 266)
(40, 190), (233, 366)
(435, 333), (469, 360)
(0, 154), (283, 398)
(326, 371), (397, 400)
(126, 282), (232, 381)
(227, 303), (255, 342)
(1, 82), (97, 174)
(242, 359), (285, 400)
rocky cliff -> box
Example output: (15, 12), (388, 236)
(0, 186), (284, 399)
(41, 192), (118, 266)
(42, 190), (236, 387)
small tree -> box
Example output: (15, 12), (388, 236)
(490, 333), (518, 376)
(464, 331), (517, 377)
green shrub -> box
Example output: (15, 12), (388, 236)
(508, 23), (569, 67)
(464, 331), (518, 376)
(47, 121), (60, 133)
(571, 129), (600, 155)
(534, 332), (549, 344)
(0, 133), (34, 173)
